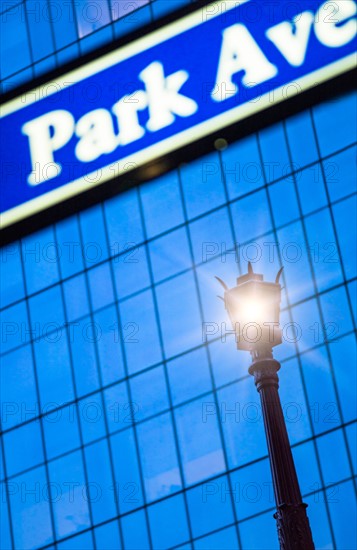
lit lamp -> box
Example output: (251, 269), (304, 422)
(216, 263), (315, 550)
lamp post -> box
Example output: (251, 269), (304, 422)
(216, 263), (315, 550)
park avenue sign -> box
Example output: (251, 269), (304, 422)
(1, 0), (356, 230)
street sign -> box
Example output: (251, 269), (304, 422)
(1, 0), (356, 231)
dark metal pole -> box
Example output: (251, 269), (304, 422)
(249, 346), (315, 550)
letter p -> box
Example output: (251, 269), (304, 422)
(22, 110), (75, 185)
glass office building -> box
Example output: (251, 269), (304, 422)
(0, 1), (356, 549)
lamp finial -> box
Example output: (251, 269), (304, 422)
(275, 267), (284, 284)
(215, 276), (229, 291)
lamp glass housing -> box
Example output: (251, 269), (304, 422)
(225, 273), (282, 351)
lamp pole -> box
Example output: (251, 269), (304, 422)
(216, 264), (315, 550)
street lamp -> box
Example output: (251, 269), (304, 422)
(216, 263), (315, 550)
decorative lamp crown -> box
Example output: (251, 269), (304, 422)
(216, 263), (284, 351)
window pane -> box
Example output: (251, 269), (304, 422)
(22, 227), (60, 294)
(301, 348), (341, 435)
(1, 345), (38, 429)
(112, 244), (150, 299)
(189, 207), (233, 266)
(330, 334), (356, 423)
(149, 227), (191, 282)
(104, 381), (132, 434)
(110, 0), (150, 22)
(34, 336), (75, 407)
(269, 177), (300, 227)
(230, 457), (272, 520)
(140, 171), (184, 238)
(0, 4), (31, 78)
(57, 530), (94, 549)
(84, 440), (117, 523)
(26, 0), (54, 60)
(175, 395), (226, 485)
(333, 196), (357, 280)
(230, 189), (272, 243)
(239, 509), (279, 550)
(259, 122), (291, 183)
(296, 163), (327, 216)
(29, 286), (65, 331)
(277, 221), (315, 304)
(104, 189), (144, 251)
(94, 520), (122, 550)
(167, 347), (212, 406)
(187, 475), (234, 539)
(137, 413), (182, 502)
(75, 0), (111, 38)
(79, 392), (106, 445)
(63, 274), (90, 322)
(56, 217), (84, 279)
(218, 378), (267, 468)
(148, 493), (189, 549)
(328, 480), (357, 550)
(286, 110), (318, 168)
(130, 365), (169, 421)
(70, 317), (100, 397)
(291, 441), (321, 495)
(43, 404), (80, 460)
(4, 420), (44, 477)
(305, 209), (343, 293)
(9, 467), (53, 549)
(156, 272), (202, 358)
(80, 206), (109, 267)
(50, 0), (78, 49)
(121, 508), (150, 550)
(278, 358), (312, 445)
(221, 133), (264, 200)
(94, 305), (125, 385)
(181, 152), (226, 219)
(111, 428), (144, 513)
(316, 430), (351, 484)
(120, 289), (162, 374)
(0, 242), (25, 307)
(313, 91), (357, 157)
(88, 261), (114, 310)
(49, 451), (91, 539)
(194, 526), (239, 550)
(324, 146), (357, 202)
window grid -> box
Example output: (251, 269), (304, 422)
(0, 0), (200, 92)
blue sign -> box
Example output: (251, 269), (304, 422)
(1, 0), (356, 228)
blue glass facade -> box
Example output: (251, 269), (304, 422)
(0, 1), (356, 549)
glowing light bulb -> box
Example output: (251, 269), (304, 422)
(240, 299), (266, 324)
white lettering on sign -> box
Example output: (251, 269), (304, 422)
(22, 62), (198, 185)
(21, 0), (357, 186)
(315, 0), (357, 47)
(22, 110), (75, 185)
(212, 24), (278, 102)
(266, 12), (315, 67)
(139, 62), (198, 131)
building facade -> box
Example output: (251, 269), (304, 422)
(1, 1), (356, 549)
